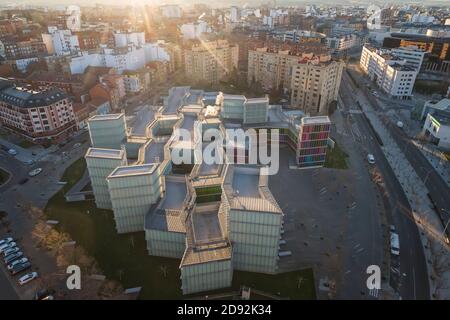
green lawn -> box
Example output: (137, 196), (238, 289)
(45, 158), (316, 299)
(324, 142), (349, 169)
(0, 168), (10, 185)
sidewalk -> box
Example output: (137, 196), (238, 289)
(411, 140), (450, 188)
(357, 96), (450, 299)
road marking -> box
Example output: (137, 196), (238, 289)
(369, 288), (379, 298)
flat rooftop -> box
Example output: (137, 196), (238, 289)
(302, 116), (331, 125)
(231, 167), (260, 198)
(108, 164), (157, 178)
(180, 113), (197, 131)
(145, 210), (186, 233)
(161, 178), (188, 211)
(192, 210), (223, 243)
(89, 113), (123, 121)
(129, 107), (156, 136)
(181, 243), (232, 267)
(164, 87), (188, 114)
(86, 147), (124, 160)
(144, 141), (166, 164)
(144, 176), (188, 232)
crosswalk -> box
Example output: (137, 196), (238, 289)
(369, 288), (380, 298)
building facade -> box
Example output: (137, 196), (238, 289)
(0, 79), (76, 144)
(184, 40), (239, 85)
(360, 45), (418, 99)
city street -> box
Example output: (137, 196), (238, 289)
(339, 70), (430, 299)
(0, 133), (90, 300)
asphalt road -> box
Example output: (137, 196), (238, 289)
(340, 71), (430, 299)
(353, 69), (450, 236)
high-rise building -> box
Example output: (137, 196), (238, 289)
(184, 40), (239, 85)
(297, 116), (331, 168)
(290, 59), (344, 116)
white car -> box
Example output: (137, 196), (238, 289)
(0, 242), (17, 254)
(2, 246), (20, 257)
(28, 168), (43, 177)
(8, 149), (17, 156)
(367, 154), (375, 164)
(7, 257), (28, 270)
(73, 143), (81, 149)
(390, 232), (400, 256)
(18, 272), (39, 286)
(396, 121), (404, 128)
(0, 237), (13, 247)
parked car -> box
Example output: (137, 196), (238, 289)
(0, 237), (13, 247)
(4, 251), (23, 265)
(72, 143), (81, 149)
(18, 178), (29, 185)
(28, 168), (42, 177)
(18, 272), (38, 285)
(25, 159), (35, 165)
(10, 261), (31, 275)
(390, 232), (400, 256)
(7, 257), (28, 270)
(3, 246), (20, 257)
(389, 225), (396, 233)
(367, 154), (375, 164)
(396, 121), (404, 129)
(0, 241), (17, 254)
(8, 149), (17, 156)
(33, 288), (56, 300)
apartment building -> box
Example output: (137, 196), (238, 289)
(0, 78), (76, 144)
(184, 40), (239, 85)
(326, 33), (360, 55)
(42, 27), (80, 56)
(247, 45), (342, 116)
(290, 59), (344, 116)
(360, 45), (418, 99)
(383, 33), (450, 74)
(390, 46), (426, 71)
(1, 38), (47, 60)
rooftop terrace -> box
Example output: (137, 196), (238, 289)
(85, 147), (124, 160)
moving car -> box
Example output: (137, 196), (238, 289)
(390, 232), (400, 256)
(0, 237), (13, 247)
(8, 149), (17, 156)
(73, 143), (81, 149)
(28, 168), (43, 177)
(25, 159), (35, 165)
(4, 251), (23, 265)
(0, 241), (17, 254)
(3, 246), (20, 257)
(7, 257), (28, 270)
(10, 261), (31, 275)
(18, 272), (38, 285)
(367, 154), (375, 164)
(18, 178), (29, 185)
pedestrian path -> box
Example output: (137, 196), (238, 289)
(411, 140), (450, 188)
(358, 100), (450, 300)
